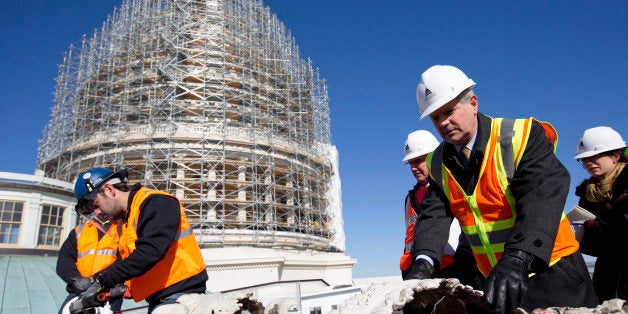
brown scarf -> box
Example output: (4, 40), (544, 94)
(586, 162), (626, 204)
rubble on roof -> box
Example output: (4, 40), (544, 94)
(326, 278), (628, 314)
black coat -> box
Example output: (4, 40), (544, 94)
(57, 228), (88, 293)
(412, 113), (597, 310)
(575, 164), (628, 256)
(412, 113), (570, 270)
(57, 222), (118, 292)
(97, 184), (208, 305)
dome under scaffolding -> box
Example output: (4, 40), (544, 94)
(37, 0), (345, 253)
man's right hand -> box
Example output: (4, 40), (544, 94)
(81, 280), (103, 297)
(69, 281), (105, 313)
(80, 281), (105, 308)
(70, 277), (93, 294)
(403, 258), (435, 280)
(484, 249), (533, 314)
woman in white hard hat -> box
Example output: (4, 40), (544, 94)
(574, 126), (628, 302)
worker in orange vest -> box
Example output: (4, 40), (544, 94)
(405, 65), (597, 313)
(56, 213), (123, 313)
(400, 130), (482, 289)
(73, 167), (208, 314)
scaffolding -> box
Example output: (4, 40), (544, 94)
(37, 0), (344, 252)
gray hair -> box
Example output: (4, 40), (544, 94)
(458, 87), (475, 103)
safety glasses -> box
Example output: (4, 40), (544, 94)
(75, 187), (104, 216)
(577, 152), (609, 165)
(75, 198), (97, 216)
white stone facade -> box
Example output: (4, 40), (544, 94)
(0, 171), (76, 252)
(201, 247), (356, 304)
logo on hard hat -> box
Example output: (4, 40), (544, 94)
(424, 88), (432, 99)
(82, 172), (95, 193)
(83, 171), (105, 193)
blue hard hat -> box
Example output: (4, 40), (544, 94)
(74, 167), (128, 201)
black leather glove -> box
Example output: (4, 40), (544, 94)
(82, 280), (103, 296)
(109, 284), (128, 299)
(403, 258), (435, 280)
(69, 276), (93, 294)
(81, 281), (104, 307)
(69, 281), (105, 313)
(484, 249), (534, 314)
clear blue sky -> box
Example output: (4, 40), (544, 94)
(1, 1), (626, 278)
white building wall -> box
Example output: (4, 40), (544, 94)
(0, 172), (75, 251)
(201, 247), (356, 296)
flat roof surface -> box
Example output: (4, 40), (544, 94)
(0, 255), (146, 313)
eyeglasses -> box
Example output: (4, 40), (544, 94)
(578, 152), (608, 164)
(75, 198), (97, 216)
(75, 188), (104, 216)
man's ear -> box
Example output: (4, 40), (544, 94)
(102, 183), (115, 197)
(468, 94), (479, 113)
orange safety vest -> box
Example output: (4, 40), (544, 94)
(400, 193), (419, 272)
(118, 187), (206, 301)
(75, 221), (119, 277)
(400, 186), (455, 271)
(427, 117), (579, 277)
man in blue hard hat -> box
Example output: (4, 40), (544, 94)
(56, 181), (123, 314)
(72, 167), (208, 314)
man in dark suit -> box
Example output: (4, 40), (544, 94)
(404, 65), (597, 313)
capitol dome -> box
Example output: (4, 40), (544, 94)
(38, 0), (353, 295)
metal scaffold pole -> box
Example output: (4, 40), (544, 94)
(37, 0), (345, 253)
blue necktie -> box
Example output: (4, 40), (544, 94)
(460, 147), (471, 167)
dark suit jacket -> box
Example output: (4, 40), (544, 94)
(412, 113), (570, 272)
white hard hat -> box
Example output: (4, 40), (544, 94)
(416, 65), (476, 120)
(574, 126), (626, 159)
(403, 130), (440, 162)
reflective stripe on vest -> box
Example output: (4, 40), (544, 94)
(400, 194), (417, 271)
(400, 186), (457, 271)
(427, 117), (579, 277)
(75, 221), (119, 277)
(119, 187), (206, 302)
(403, 194), (417, 252)
(77, 249), (95, 259)
(76, 248), (116, 259)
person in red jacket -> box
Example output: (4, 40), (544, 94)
(400, 130), (482, 289)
